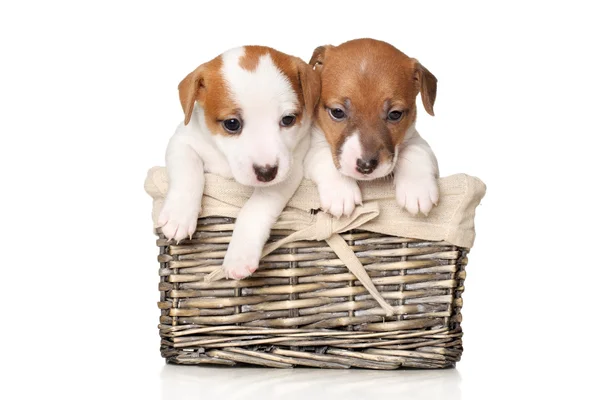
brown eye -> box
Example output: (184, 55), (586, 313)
(280, 115), (296, 127)
(328, 108), (346, 121)
(223, 118), (242, 134)
(387, 110), (403, 121)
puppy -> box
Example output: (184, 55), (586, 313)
(304, 39), (439, 217)
(159, 46), (320, 279)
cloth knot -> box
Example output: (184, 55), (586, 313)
(314, 212), (334, 241)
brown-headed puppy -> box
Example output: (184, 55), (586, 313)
(304, 38), (439, 217)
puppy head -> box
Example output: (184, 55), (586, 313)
(309, 39), (437, 180)
(178, 46), (320, 186)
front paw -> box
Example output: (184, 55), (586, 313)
(158, 194), (201, 242)
(222, 244), (261, 280)
(318, 176), (362, 218)
(395, 174), (439, 216)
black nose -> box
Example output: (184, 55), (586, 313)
(356, 157), (379, 175)
(253, 164), (278, 182)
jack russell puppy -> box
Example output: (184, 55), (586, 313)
(159, 46), (320, 279)
(305, 39), (439, 217)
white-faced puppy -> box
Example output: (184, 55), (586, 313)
(304, 39), (439, 217)
(159, 46), (320, 279)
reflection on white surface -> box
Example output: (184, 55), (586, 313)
(161, 364), (461, 400)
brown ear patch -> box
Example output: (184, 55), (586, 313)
(178, 55), (239, 135)
(178, 65), (205, 125)
(414, 61), (437, 116)
(178, 56), (226, 126)
(296, 59), (321, 119)
(309, 45), (332, 68)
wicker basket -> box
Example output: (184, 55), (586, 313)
(156, 218), (468, 369)
(147, 168), (485, 369)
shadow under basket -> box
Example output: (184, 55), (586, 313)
(156, 216), (468, 370)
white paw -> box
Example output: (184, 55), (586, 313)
(222, 242), (261, 280)
(319, 177), (362, 218)
(158, 193), (201, 242)
(395, 174), (439, 216)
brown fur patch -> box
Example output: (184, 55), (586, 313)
(238, 46), (268, 71)
(310, 38), (436, 165)
(178, 55), (241, 135)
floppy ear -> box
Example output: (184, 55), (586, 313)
(309, 45), (332, 70)
(413, 61), (437, 116)
(297, 59), (321, 118)
(178, 65), (206, 125)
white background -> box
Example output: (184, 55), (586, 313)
(1, 1), (599, 399)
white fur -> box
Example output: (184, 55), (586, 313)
(338, 132), (361, 176)
(305, 123), (439, 217)
(159, 47), (312, 280)
(394, 125), (439, 216)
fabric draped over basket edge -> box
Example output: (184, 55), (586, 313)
(144, 167), (486, 316)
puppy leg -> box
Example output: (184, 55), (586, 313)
(221, 186), (290, 279)
(394, 130), (440, 216)
(158, 131), (204, 242)
(305, 130), (362, 218)
(222, 138), (309, 280)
